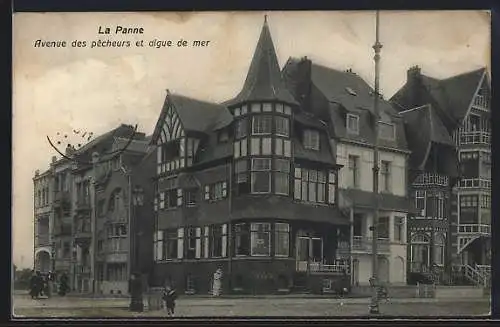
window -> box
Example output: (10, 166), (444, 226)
(163, 229), (178, 260)
(202, 226), (209, 258)
(177, 189), (183, 206)
(207, 182), (227, 201)
(303, 129), (320, 150)
(251, 158), (271, 193)
(251, 103), (261, 113)
(263, 103), (272, 112)
(154, 197), (158, 212)
(378, 217), (389, 239)
(274, 159), (290, 195)
(348, 155), (360, 188)
(186, 189), (197, 206)
(347, 114), (359, 134)
(415, 190), (425, 215)
(275, 117), (290, 137)
(159, 192), (165, 209)
(252, 116), (272, 135)
(379, 122), (395, 140)
(433, 234), (445, 265)
(234, 223), (250, 256)
(275, 223), (290, 257)
(210, 225), (227, 258)
(186, 227), (199, 259)
(461, 195), (478, 208)
(437, 193), (445, 218)
(381, 161), (391, 192)
(274, 139), (291, 157)
(251, 223), (271, 256)
(294, 167), (336, 204)
(353, 214), (363, 237)
(394, 216), (405, 243)
(481, 194), (491, 209)
(235, 160), (250, 194)
(235, 119), (247, 139)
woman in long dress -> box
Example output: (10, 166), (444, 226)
(212, 268), (222, 297)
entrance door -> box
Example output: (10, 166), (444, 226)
(296, 236), (323, 271)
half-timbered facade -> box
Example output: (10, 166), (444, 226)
(391, 66), (491, 286)
(150, 18), (350, 295)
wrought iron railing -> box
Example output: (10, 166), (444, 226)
(458, 224), (491, 235)
(472, 95), (489, 110)
(459, 131), (491, 145)
(413, 173), (449, 187)
(458, 178), (491, 189)
(352, 236), (390, 253)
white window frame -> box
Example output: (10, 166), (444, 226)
(346, 114), (359, 134)
(250, 223), (271, 256)
(252, 116), (272, 135)
(251, 158), (272, 194)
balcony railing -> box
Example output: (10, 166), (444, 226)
(76, 265), (91, 275)
(352, 236), (390, 253)
(296, 260), (350, 274)
(459, 131), (491, 146)
(413, 173), (449, 187)
(458, 178), (491, 189)
(472, 95), (489, 110)
(458, 224), (490, 235)
(35, 234), (50, 247)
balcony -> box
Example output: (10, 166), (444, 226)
(413, 173), (449, 187)
(34, 234), (50, 247)
(459, 131), (490, 146)
(76, 265), (91, 276)
(458, 178), (491, 189)
(296, 260), (350, 275)
(472, 95), (489, 111)
(458, 224), (490, 235)
(352, 236), (390, 254)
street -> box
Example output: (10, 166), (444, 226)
(12, 292), (490, 318)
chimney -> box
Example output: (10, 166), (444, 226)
(35, 169), (40, 176)
(51, 156), (57, 163)
(407, 65), (421, 84)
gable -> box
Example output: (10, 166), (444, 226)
(156, 101), (185, 146)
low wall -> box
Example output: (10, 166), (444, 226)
(435, 286), (485, 299)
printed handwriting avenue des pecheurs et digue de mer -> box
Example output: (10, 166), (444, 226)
(98, 26), (144, 34)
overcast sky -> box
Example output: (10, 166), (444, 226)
(12, 11), (490, 268)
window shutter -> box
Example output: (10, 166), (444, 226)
(153, 232), (158, 261)
(177, 189), (183, 206)
(177, 228), (184, 259)
(204, 186), (210, 200)
(222, 182), (227, 197)
(195, 227), (201, 259)
(157, 230), (164, 261)
(204, 226), (209, 258)
(222, 224), (228, 257)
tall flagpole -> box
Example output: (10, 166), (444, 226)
(369, 10), (383, 315)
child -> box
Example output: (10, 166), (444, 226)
(162, 286), (177, 317)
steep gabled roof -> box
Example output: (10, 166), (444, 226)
(400, 104), (455, 170)
(224, 17), (298, 107)
(309, 63), (398, 116)
(390, 67), (487, 126)
(151, 92), (233, 144)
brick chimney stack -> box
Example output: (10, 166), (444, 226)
(407, 65), (421, 83)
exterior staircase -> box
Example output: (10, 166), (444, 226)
(452, 264), (490, 287)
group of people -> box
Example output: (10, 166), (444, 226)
(29, 270), (69, 299)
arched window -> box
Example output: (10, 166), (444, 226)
(434, 233), (446, 265)
(410, 233), (430, 271)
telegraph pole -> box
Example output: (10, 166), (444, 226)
(369, 10), (382, 315)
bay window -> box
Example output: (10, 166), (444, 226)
(294, 167), (336, 204)
(275, 223), (290, 257)
(274, 159), (290, 195)
(235, 119), (248, 139)
(235, 160), (250, 194)
(252, 116), (272, 135)
(275, 116), (290, 137)
(251, 223), (271, 256)
(251, 158), (271, 193)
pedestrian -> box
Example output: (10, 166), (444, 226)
(162, 286), (177, 317)
(29, 270), (38, 299)
(128, 273), (144, 312)
(212, 268), (223, 297)
(35, 271), (44, 298)
(58, 272), (69, 296)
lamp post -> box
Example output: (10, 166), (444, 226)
(369, 10), (383, 315)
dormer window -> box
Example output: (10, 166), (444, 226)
(378, 121), (396, 140)
(303, 129), (320, 151)
(347, 114), (359, 135)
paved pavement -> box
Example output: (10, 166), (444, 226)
(12, 293), (490, 318)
